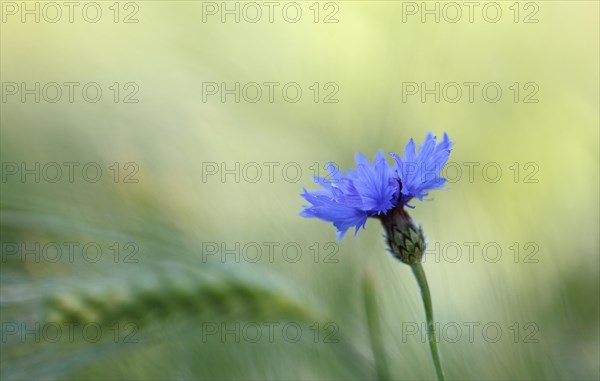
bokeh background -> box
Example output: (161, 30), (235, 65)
(1, 1), (598, 380)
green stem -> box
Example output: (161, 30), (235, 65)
(411, 262), (445, 381)
(363, 274), (391, 381)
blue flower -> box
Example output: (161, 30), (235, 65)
(390, 132), (453, 204)
(300, 133), (453, 239)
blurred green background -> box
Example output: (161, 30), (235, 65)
(1, 1), (598, 380)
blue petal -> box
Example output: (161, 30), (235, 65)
(299, 150), (398, 239)
(351, 150), (398, 214)
(390, 133), (453, 203)
(300, 189), (368, 240)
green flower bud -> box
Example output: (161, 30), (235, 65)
(380, 207), (426, 265)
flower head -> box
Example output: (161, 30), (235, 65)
(300, 133), (453, 239)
